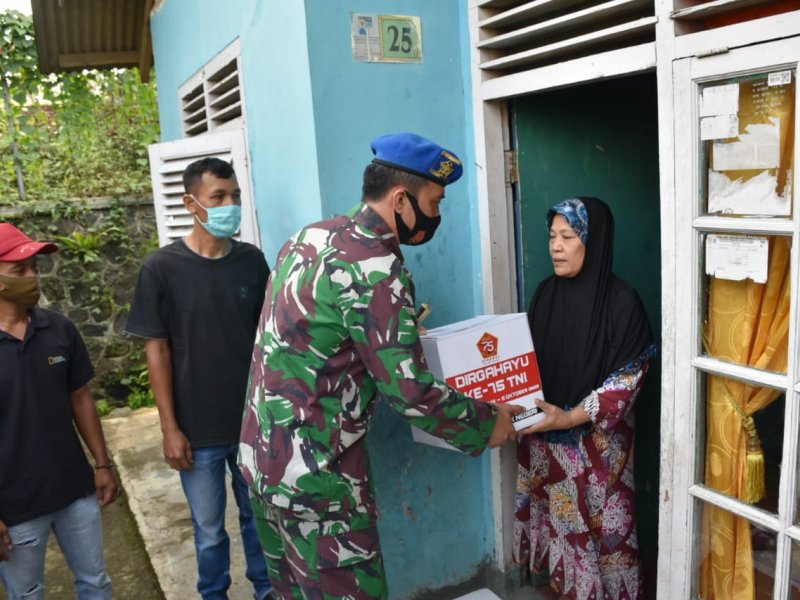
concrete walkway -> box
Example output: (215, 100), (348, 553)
(102, 407), (257, 600)
(97, 408), (253, 600)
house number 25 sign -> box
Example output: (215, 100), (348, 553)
(351, 14), (422, 63)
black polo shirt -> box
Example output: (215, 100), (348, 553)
(0, 308), (96, 526)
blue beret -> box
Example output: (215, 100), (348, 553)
(370, 132), (463, 186)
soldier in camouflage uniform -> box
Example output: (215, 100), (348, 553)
(238, 133), (521, 599)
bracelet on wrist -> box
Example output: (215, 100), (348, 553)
(94, 464), (113, 470)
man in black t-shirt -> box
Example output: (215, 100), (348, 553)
(126, 158), (273, 600)
(0, 224), (119, 600)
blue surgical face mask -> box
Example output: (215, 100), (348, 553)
(190, 195), (242, 239)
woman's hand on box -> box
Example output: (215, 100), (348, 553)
(517, 399), (590, 435)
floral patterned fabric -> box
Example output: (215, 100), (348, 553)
(514, 352), (653, 600)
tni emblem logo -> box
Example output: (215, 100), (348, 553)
(477, 332), (498, 359)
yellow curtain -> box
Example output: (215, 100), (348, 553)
(699, 236), (791, 599)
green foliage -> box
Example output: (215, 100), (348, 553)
(1, 10), (161, 410)
(0, 10), (37, 86)
(96, 399), (112, 417)
(53, 230), (104, 263)
(118, 346), (155, 410)
(0, 9), (160, 205)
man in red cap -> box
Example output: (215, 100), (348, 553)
(0, 223), (119, 600)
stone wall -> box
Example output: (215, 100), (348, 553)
(1, 197), (157, 405)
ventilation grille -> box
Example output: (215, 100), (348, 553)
(670, 0), (799, 36)
(476, 0), (656, 75)
(148, 129), (259, 247)
(180, 40), (243, 137)
(181, 83), (207, 137)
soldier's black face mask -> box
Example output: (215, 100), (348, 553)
(396, 191), (441, 246)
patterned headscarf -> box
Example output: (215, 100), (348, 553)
(547, 198), (589, 245)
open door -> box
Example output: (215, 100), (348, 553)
(512, 72), (662, 596)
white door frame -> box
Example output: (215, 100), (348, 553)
(468, 1), (800, 594)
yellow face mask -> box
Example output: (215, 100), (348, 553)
(0, 273), (41, 307)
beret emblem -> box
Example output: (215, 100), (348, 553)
(429, 151), (461, 182)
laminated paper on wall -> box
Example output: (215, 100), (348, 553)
(411, 313), (545, 451)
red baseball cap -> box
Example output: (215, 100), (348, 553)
(0, 223), (58, 262)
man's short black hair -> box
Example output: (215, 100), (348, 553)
(361, 162), (428, 202)
(183, 157), (236, 195)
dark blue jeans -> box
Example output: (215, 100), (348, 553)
(179, 444), (271, 600)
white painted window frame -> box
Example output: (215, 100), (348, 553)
(148, 128), (260, 248)
(148, 37), (260, 249)
(179, 38), (245, 137)
(668, 36), (800, 599)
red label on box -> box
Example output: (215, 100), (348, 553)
(445, 351), (542, 404)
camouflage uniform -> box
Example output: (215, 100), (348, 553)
(239, 202), (496, 599)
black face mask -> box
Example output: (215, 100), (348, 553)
(395, 191), (441, 246)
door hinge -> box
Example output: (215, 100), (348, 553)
(504, 149), (518, 185)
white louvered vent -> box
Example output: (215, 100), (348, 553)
(670, 0), (797, 35)
(147, 129), (260, 247)
(179, 39), (243, 137)
(476, 0), (656, 75)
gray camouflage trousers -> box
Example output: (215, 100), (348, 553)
(251, 496), (388, 599)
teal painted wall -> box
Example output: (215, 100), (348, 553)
(301, 4), (493, 597)
(513, 73), (662, 584)
(150, 0), (322, 261)
(150, 2), (493, 598)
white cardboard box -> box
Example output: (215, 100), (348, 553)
(412, 313), (545, 450)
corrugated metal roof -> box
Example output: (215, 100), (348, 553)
(30, 0), (153, 82)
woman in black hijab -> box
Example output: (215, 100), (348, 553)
(514, 197), (655, 600)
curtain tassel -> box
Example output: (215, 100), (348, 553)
(742, 416), (765, 504)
